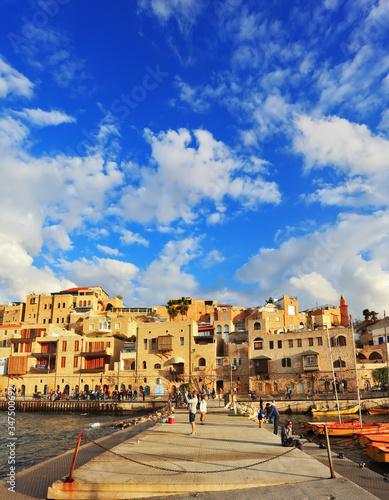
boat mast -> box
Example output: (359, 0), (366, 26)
(350, 315), (363, 429)
(326, 325), (341, 422)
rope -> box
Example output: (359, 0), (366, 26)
(82, 434), (301, 474)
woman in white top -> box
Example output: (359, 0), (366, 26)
(200, 396), (207, 425)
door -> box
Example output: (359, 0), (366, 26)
(155, 385), (164, 397)
(265, 383), (271, 395)
(297, 382), (304, 394)
(145, 385), (150, 396)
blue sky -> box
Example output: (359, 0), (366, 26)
(1, 0), (389, 319)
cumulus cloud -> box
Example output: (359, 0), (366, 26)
(202, 249), (225, 268)
(96, 245), (122, 256)
(117, 128), (281, 225)
(236, 211), (389, 317)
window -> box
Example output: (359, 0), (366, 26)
(115, 322), (121, 329)
(43, 319), (46, 324)
(13, 344), (18, 353)
(305, 356), (318, 368)
(288, 339), (293, 348)
(75, 340), (79, 351)
(282, 358), (291, 367)
(44, 304), (47, 310)
(288, 305), (295, 315)
(61, 318), (64, 323)
(63, 303), (65, 308)
(143, 361), (147, 369)
(238, 358), (242, 366)
(297, 339), (302, 347)
(25, 343), (31, 353)
(276, 316), (280, 321)
(277, 340), (282, 348)
(180, 337), (184, 346)
(253, 337), (263, 350)
(254, 322), (261, 330)
(151, 338), (157, 350)
(216, 325), (222, 338)
(216, 359), (222, 366)
(154, 363), (161, 369)
(89, 324), (94, 330)
(233, 358), (237, 366)
(334, 359), (346, 368)
(221, 315), (229, 321)
(317, 337), (323, 346)
(269, 340), (274, 349)
(62, 341), (67, 352)
(73, 357), (78, 368)
(144, 339), (147, 350)
(337, 336), (347, 346)
(199, 357), (206, 367)
(61, 357), (66, 368)
(58, 303), (61, 308)
(308, 337), (314, 347)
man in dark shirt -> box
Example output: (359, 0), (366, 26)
(266, 402), (280, 435)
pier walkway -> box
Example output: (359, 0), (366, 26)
(46, 404), (386, 500)
(1, 401), (388, 499)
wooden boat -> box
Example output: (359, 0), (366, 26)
(360, 434), (389, 447)
(368, 407), (389, 415)
(311, 404), (359, 417)
(366, 443), (389, 463)
(299, 418), (359, 432)
(312, 422), (389, 437)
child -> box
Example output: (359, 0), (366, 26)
(258, 407), (264, 428)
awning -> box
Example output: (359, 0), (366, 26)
(170, 356), (185, 364)
(251, 355), (272, 360)
(301, 350), (319, 356)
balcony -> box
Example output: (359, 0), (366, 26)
(79, 366), (105, 373)
(302, 350), (320, 371)
(30, 364), (56, 373)
(252, 355), (271, 374)
(81, 350), (109, 357)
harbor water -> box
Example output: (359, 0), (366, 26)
(0, 411), (146, 479)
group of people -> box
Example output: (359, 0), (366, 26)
(183, 390), (208, 435)
(258, 400), (302, 449)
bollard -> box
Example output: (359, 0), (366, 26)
(324, 424), (336, 479)
(65, 430), (83, 483)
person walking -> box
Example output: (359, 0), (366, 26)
(265, 402), (280, 435)
(185, 390), (198, 436)
(200, 395), (207, 425)
(286, 386), (292, 400)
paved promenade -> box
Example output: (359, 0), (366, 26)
(46, 405), (384, 500)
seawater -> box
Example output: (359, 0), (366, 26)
(0, 411), (138, 479)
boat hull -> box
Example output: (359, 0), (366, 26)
(368, 408), (389, 415)
(311, 405), (359, 417)
(366, 444), (389, 463)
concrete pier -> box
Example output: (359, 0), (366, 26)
(46, 404), (387, 500)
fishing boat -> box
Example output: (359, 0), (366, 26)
(299, 418), (359, 432)
(359, 433), (389, 447)
(312, 422), (389, 437)
(366, 443), (389, 463)
(311, 404), (359, 417)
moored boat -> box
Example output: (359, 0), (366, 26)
(366, 443), (389, 463)
(360, 434), (389, 447)
(312, 422), (389, 437)
(368, 407), (389, 416)
(299, 418), (359, 432)
(311, 404), (359, 417)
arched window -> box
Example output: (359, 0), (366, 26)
(223, 324), (229, 341)
(199, 357), (206, 366)
(254, 322), (261, 330)
(281, 358), (291, 367)
(154, 363), (161, 369)
(333, 359), (346, 368)
(253, 337), (263, 350)
(357, 353), (367, 360)
(216, 325), (222, 338)
(369, 352), (383, 361)
(337, 336), (346, 346)
(143, 361), (147, 369)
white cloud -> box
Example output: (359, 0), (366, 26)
(236, 211), (389, 318)
(202, 249), (225, 268)
(138, 0), (204, 32)
(119, 229), (149, 247)
(16, 108), (76, 127)
(0, 55), (34, 98)
(61, 257), (139, 302)
(136, 238), (200, 304)
(117, 128), (281, 225)
(96, 245), (122, 256)
(294, 115), (389, 176)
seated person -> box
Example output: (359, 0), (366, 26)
(281, 420), (302, 449)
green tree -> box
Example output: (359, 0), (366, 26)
(362, 309), (371, 321)
(372, 367), (388, 386)
(177, 297), (189, 319)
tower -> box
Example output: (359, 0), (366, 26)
(340, 295), (349, 326)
